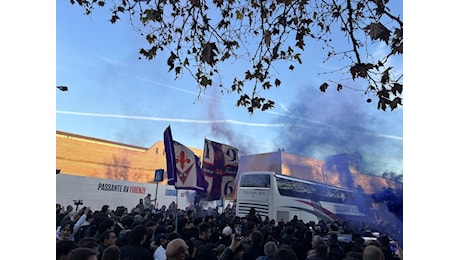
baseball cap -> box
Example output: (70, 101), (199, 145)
(222, 226), (232, 236)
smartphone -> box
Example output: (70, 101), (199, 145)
(234, 224), (242, 240)
(390, 241), (398, 254)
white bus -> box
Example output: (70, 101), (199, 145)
(236, 171), (372, 224)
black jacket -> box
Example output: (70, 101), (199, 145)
(242, 244), (264, 260)
(120, 244), (151, 260)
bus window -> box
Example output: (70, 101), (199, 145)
(240, 174), (271, 188)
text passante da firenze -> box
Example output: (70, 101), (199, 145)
(97, 183), (146, 194)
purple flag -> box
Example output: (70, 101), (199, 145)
(163, 126), (207, 191)
(164, 126), (176, 185)
(202, 138), (239, 201)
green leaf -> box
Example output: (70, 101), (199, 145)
(236, 10), (243, 20)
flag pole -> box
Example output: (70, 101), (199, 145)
(175, 190), (178, 232)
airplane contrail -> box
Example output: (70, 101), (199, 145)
(372, 133), (403, 141)
(132, 77), (396, 135)
(56, 110), (403, 141)
(131, 76), (383, 133)
(56, 110), (288, 127)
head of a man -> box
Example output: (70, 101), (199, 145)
(165, 238), (188, 260)
(363, 245), (385, 260)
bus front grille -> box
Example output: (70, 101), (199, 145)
(237, 202), (269, 219)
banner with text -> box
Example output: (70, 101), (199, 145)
(202, 138), (239, 201)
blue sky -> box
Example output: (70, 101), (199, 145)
(3, 1), (460, 257)
(56, 1), (403, 176)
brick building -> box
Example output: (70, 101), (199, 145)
(56, 130), (402, 195)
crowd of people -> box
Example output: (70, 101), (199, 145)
(56, 200), (403, 260)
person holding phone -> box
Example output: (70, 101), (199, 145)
(218, 233), (245, 260)
(234, 225), (242, 240)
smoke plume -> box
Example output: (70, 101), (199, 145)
(274, 85), (403, 176)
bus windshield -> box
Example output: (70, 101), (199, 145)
(239, 174), (271, 188)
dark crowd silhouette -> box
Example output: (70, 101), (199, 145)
(56, 200), (402, 260)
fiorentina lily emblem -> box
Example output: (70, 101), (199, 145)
(175, 148), (193, 184)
